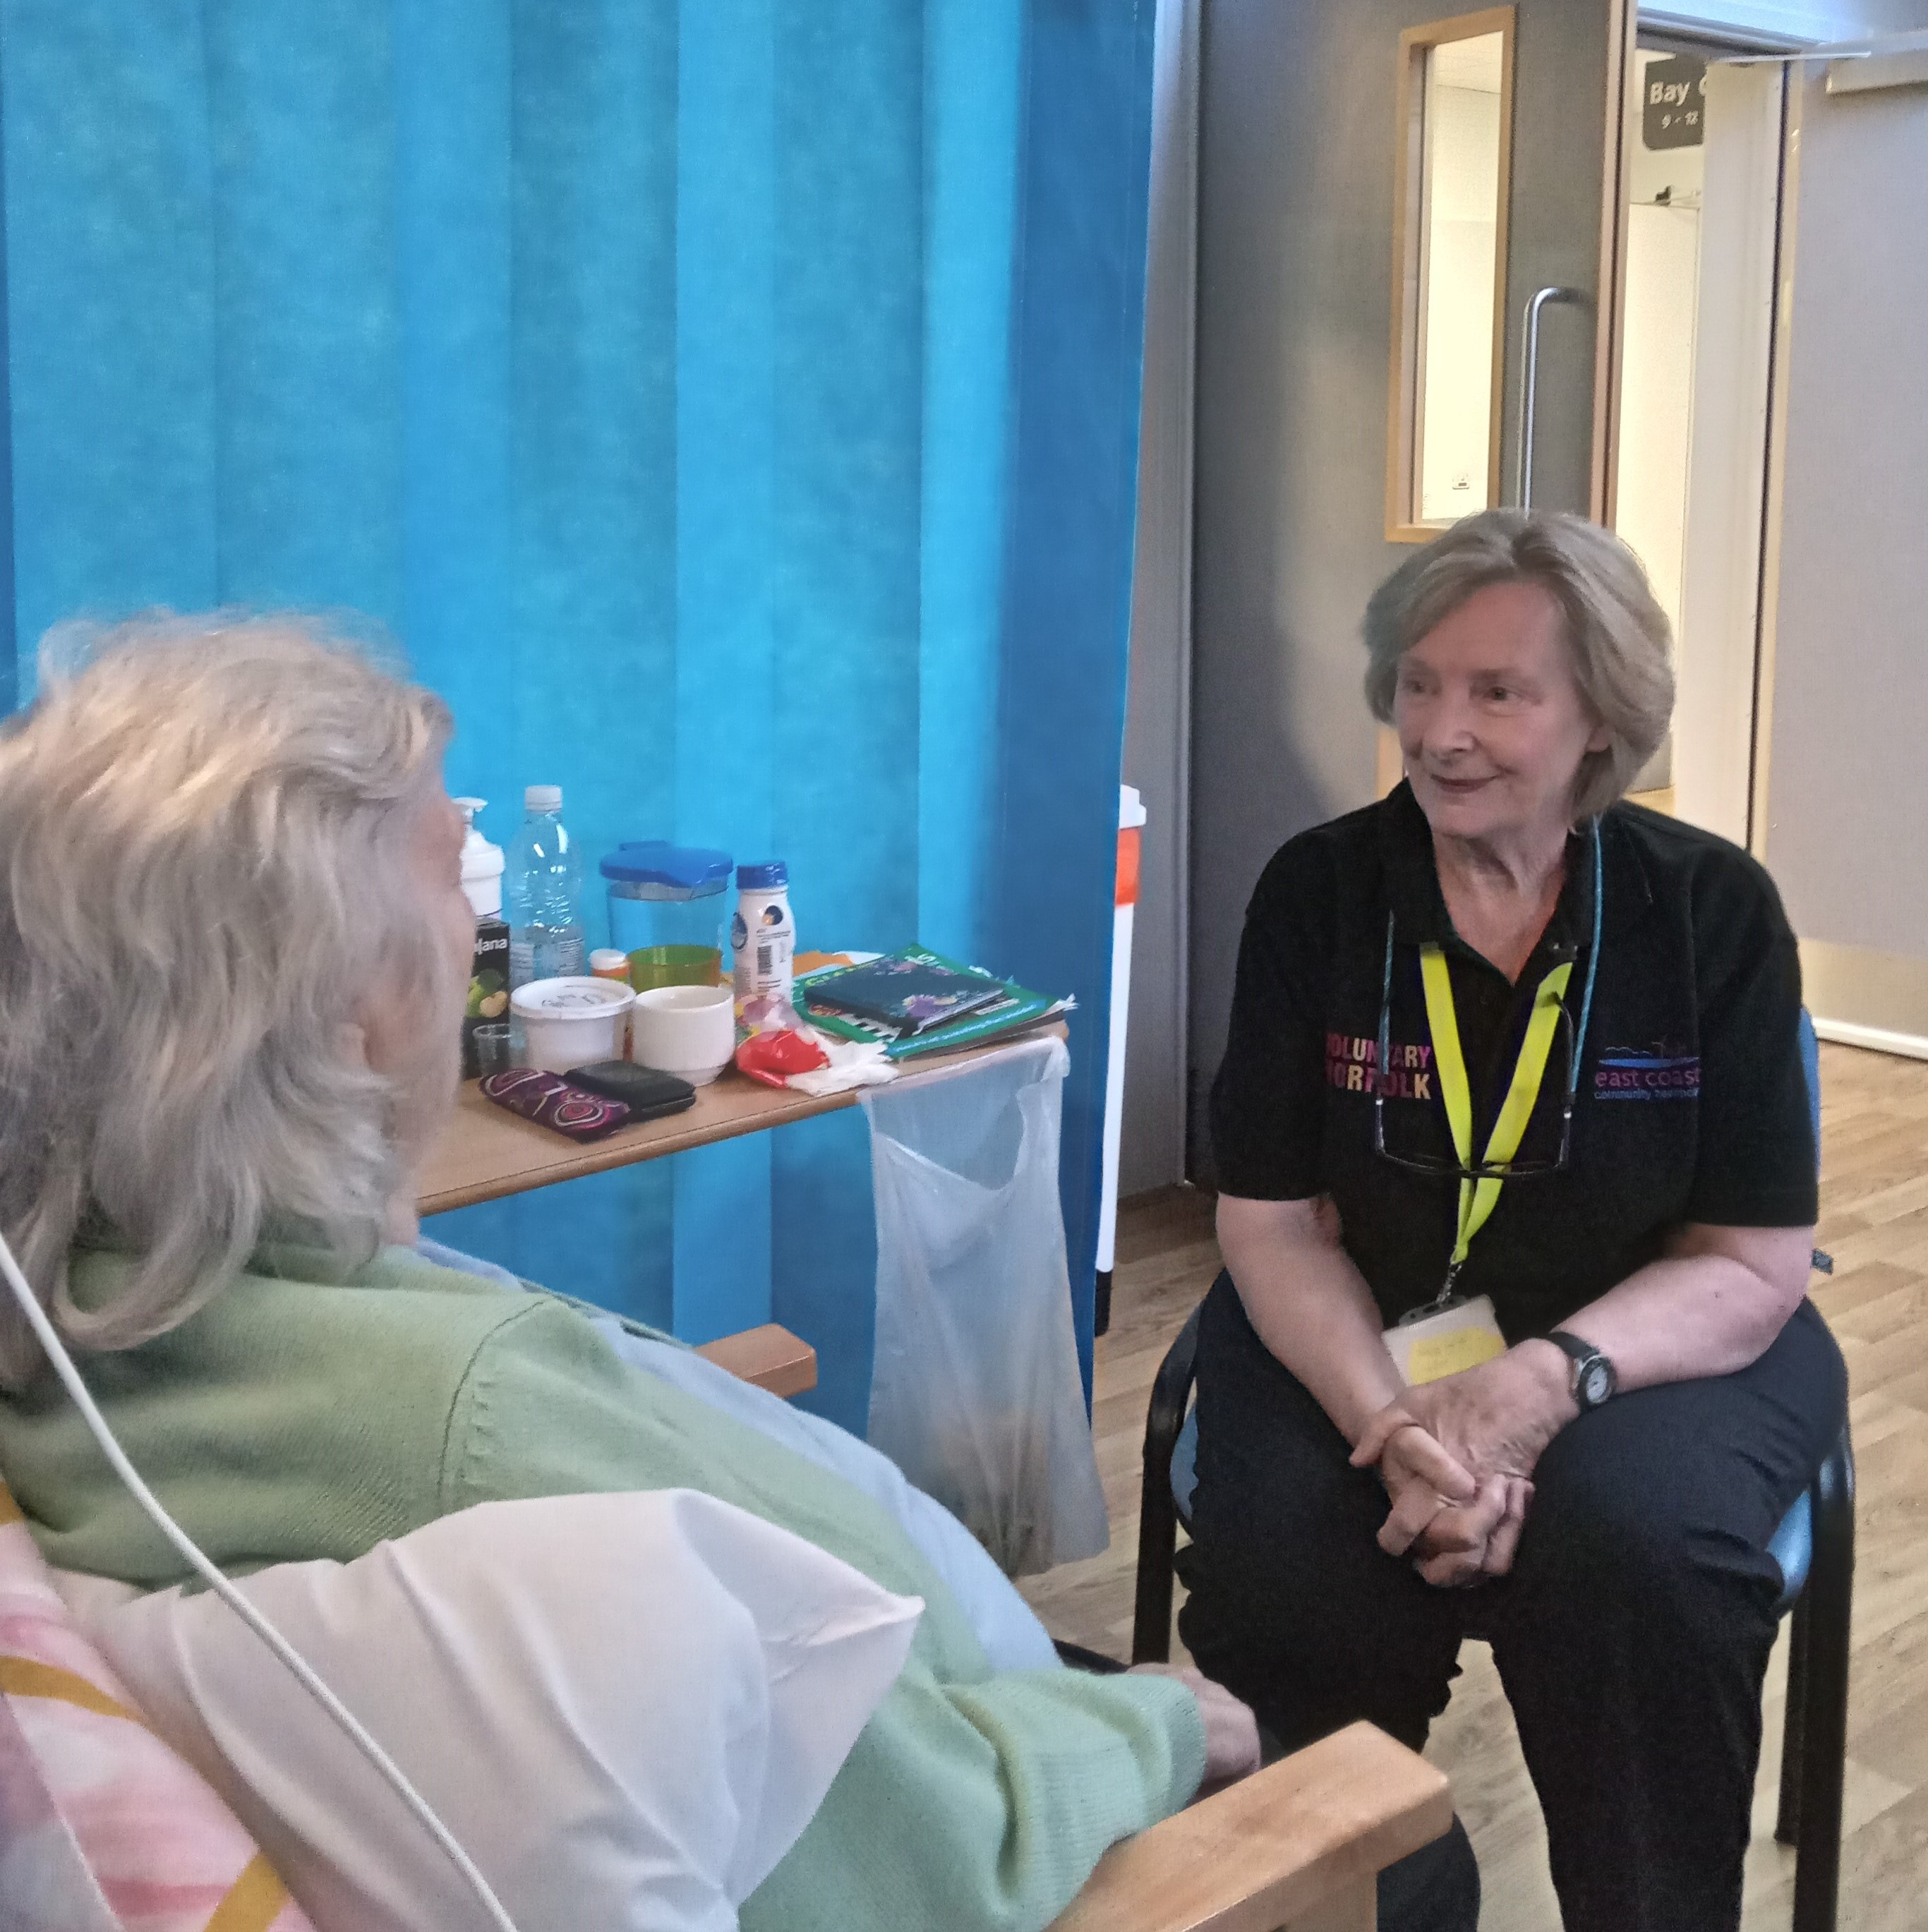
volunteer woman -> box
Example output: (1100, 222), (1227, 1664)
(1184, 509), (1846, 1932)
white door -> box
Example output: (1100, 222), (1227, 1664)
(1608, 39), (1787, 833)
(1668, 54), (1788, 841)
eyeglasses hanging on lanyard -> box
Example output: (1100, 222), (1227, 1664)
(1373, 819), (1603, 1305)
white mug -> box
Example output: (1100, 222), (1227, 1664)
(630, 984), (736, 1086)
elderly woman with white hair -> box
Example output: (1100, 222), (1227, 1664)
(0, 615), (1262, 1932)
(1186, 509), (1846, 1932)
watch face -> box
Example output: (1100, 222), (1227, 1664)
(1580, 1360), (1614, 1407)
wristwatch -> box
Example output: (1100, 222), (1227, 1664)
(1547, 1331), (1617, 1411)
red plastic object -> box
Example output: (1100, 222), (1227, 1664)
(735, 1029), (831, 1089)
(1116, 823), (1141, 907)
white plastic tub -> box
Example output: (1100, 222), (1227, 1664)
(510, 977), (634, 1074)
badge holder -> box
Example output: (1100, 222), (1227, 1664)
(1383, 1285), (1506, 1387)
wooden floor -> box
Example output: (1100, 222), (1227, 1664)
(1020, 1041), (1928, 1929)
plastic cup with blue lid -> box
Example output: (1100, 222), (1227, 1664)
(599, 843), (733, 990)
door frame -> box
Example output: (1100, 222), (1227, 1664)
(1383, 5), (1518, 544)
(1593, 1), (1640, 525)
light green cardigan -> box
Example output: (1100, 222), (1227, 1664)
(0, 1243), (1204, 1932)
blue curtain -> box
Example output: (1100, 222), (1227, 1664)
(0, 0), (1155, 1433)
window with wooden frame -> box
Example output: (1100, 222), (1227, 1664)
(1385, 8), (1515, 543)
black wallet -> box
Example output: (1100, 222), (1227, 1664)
(565, 1059), (699, 1119)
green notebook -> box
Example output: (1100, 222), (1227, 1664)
(797, 947), (1072, 1060)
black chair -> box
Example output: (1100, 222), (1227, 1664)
(1133, 1014), (1855, 1932)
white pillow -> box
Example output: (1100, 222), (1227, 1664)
(579, 1314), (1061, 1672)
(59, 1490), (922, 1932)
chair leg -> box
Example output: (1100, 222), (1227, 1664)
(1792, 1426), (1855, 1932)
(1776, 1588), (1809, 1847)
(1132, 1439), (1179, 1664)
(1132, 1305), (1202, 1665)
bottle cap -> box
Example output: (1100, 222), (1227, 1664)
(524, 784), (563, 813)
(589, 948), (630, 976)
(736, 861), (788, 890)
(453, 798), (505, 919)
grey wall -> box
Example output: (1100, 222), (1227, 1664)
(1188, 0), (1430, 1178)
(1762, 66), (1928, 958)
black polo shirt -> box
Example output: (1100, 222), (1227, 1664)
(1210, 783), (1817, 1342)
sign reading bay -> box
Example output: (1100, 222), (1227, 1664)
(1643, 52), (1706, 152)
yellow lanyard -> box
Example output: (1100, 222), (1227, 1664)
(1418, 943), (1573, 1279)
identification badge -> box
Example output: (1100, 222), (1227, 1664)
(1382, 1293), (1506, 1387)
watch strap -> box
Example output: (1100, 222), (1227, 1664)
(1547, 1330), (1615, 1408)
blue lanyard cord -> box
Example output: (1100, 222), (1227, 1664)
(1572, 817), (1603, 1087)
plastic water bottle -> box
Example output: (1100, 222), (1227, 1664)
(506, 785), (586, 987)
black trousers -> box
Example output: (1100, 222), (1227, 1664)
(1178, 1272), (1847, 1932)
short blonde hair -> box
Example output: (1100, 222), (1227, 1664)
(1362, 509), (1675, 821)
(0, 613), (453, 1387)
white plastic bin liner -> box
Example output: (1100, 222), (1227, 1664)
(862, 1034), (1109, 1577)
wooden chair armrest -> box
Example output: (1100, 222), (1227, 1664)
(1048, 1722), (1452, 1932)
(693, 1324), (818, 1397)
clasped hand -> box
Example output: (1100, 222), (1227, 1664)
(1350, 1346), (1574, 1588)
